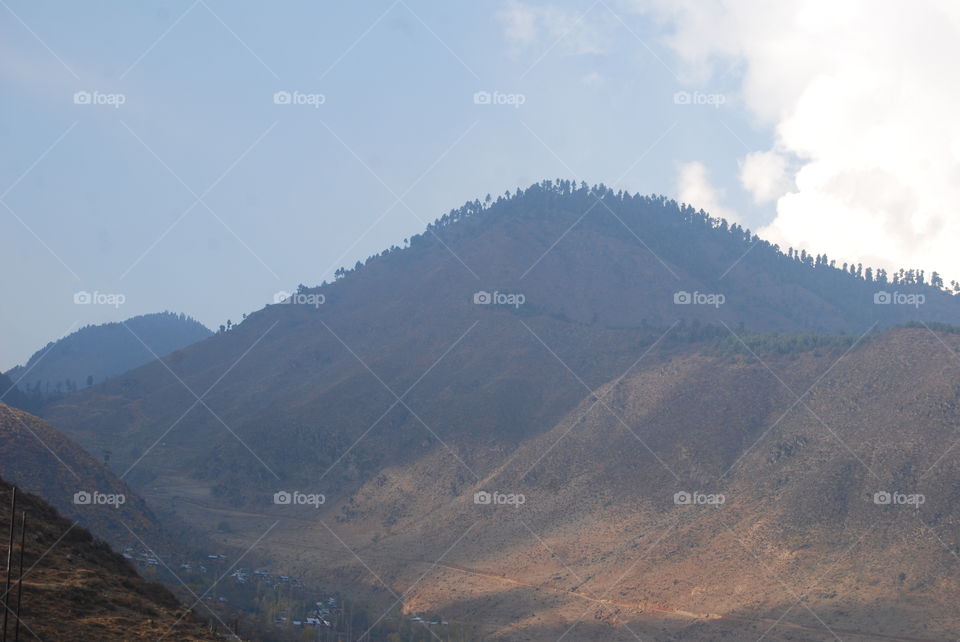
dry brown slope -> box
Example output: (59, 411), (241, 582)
(0, 478), (216, 641)
(256, 327), (960, 640)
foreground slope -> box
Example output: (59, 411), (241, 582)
(0, 402), (163, 549)
(0, 478), (215, 641)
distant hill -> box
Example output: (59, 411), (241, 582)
(42, 182), (960, 639)
(0, 478), (216, 641)
(4, 311), (210, 408)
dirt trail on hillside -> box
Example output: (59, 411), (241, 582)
(410, 560), (946, 642)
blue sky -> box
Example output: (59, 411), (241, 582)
(8, 1), (947, 370)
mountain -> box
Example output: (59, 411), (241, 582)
(4, 311), (211, 407)
(0, 478), (216, 640)
(42, 183), (960, 491)
(41, 182), (960, 638)
(0, 402), (165, 550)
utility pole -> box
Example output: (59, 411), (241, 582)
(2, 486), (17, 642)
(14, 512), (25, 642)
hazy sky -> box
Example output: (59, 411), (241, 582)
(3, 0), (958, 370)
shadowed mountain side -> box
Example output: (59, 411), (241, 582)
(0, 373), (30, 411)
(44, 307), (684, 497)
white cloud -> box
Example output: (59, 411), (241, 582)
(739, 150), (791, 204)
(642, 0), (960, 280)
(497, 1), (611, 56)
(677, 161), (741, 224)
